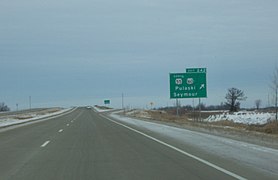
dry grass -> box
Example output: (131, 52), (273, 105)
(15, 116), (34, 120)
(14, 108), (62, 120)
(95, 105), (112, 110)
(247, 122), (278, 134)
(129, 109), (278, 135)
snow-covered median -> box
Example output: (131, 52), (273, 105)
(205, 111), (276, 125)
(0, 108), (73, 128)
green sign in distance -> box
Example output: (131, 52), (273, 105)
(169, 72), (207, 99)
(104, 100), (110, 105)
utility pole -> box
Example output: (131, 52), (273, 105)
(275, 87), (278, 122)
(29, 96), (32, 110)
(268, 93), (270, 108)
(192, 98), (195, 121)
(122, 93), (124, 110)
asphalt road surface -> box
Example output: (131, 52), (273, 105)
(0, 107), (276, 180)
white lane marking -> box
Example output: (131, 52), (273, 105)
(66, 124), (70, 126)
(59, 129), (63, 133)
(41, 140), (50, 147)
(100, 115), (247, 180)
(72, 111), (83, 121)
(0, 107), (78, 133)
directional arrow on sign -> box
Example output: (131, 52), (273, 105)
(200, 84), (205, 90)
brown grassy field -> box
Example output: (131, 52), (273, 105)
(124, 109), (278, 135)
(13, 108), (61, 120)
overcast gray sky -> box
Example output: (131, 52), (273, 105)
(1, 0), (277, 110)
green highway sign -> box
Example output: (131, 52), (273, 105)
(170, 71), (207, 99)
(186, 68), (206, 73)
(104, 100), (110, 105)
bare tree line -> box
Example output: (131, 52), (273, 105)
(0, 102), (10, 112)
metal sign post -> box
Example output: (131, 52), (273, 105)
(199, 97), (201, 121)
(176, 99), (179, 117)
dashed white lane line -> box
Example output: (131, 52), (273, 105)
(41, 141), (50, 147)
(66, 124), (70, 126)
(59, 129), (63, 133)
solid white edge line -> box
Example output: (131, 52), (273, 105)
(41, 140), (50, 147)
(100, 114), (247, 180)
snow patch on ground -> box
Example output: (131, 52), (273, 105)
(125, 109), (151, 119)
(120, 109), (276, 125)
(0, 108), (72, 128)
(205, 111), (276, 125)
(93, 106), (114, 112)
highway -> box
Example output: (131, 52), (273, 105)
(0, 107), (277, 180)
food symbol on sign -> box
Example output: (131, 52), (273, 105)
(187, 78), (194, 85)
(175, 78), (182, 85)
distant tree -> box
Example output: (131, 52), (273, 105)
(0, 102), (10, 112)
(206, 104), (229, 111)
(206, 105), (217, 111)
(183, 105), (193, 111)
(255, 99), (262, 110)
(270, 67), (278, 121)
(225, 88), (247, 112)
(196, 103), (206, 110)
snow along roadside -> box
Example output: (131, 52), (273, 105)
(0, 107), (76, 129)
(108, 111), (278, 178)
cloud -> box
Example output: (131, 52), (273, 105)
(1, 0), (278, 108)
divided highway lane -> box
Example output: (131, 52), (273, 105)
(0, 107), (274, 179)
(0, 108), (82, 179)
